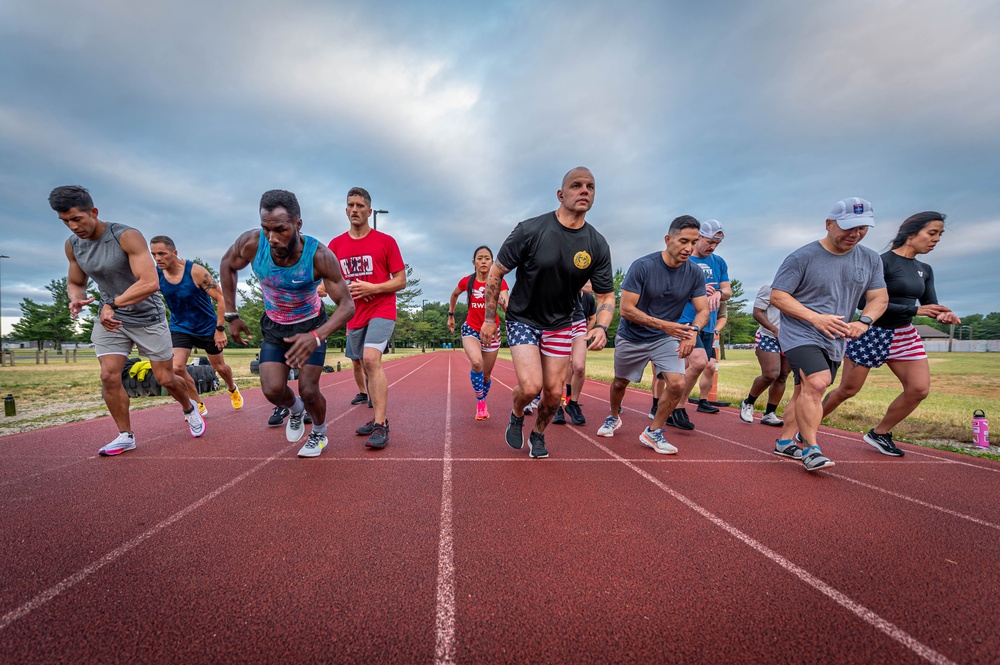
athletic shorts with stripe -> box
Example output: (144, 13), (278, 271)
(845, 323), (927, 368)
(461, 321), (501, 352)
(754, 330), (781, 354)
(505, 319), (574, 358)
(570, 319), (588, 340)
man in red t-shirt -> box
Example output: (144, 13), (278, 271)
(327, 187), (406, 449)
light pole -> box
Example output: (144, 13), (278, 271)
(0, 254), (8, 354)
(421, 299), (428, 352)
(958, 325), (972, 341)
(372, 209), (388, 230)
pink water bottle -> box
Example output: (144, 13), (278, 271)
(972, 410), (989, 448)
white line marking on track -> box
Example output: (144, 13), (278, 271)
(567, 426), (958, 665)
(434, 354), (456, 664)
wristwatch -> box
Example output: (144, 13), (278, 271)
(858, 315), (874, 327)
(595, 324), (609, 333)
(216, 325), (226, 332)
(224, 312), (241, 322)
(108, 299), (119, 311)
(688, 324), (701, 333)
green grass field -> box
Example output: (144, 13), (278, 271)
(3, 348), (997, 455)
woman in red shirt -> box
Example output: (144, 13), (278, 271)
(448, 246), (509, 420)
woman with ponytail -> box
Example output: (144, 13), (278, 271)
(448, 246), (509, 420)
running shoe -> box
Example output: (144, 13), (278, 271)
(696, 399), (720, 414)
(773, 440), (804, 459)
(297, 431), (328, 458)
(640, 427), (678, 455)
(356, 418), (389, 436)
(761, 412), (784, 427)
(303, 412), (312, 425)
(350, 392), (368, 405)
(230, 387), (244, 410)
(863, 429), (905, 457)
(475, 400), (489, 421)
(185, 407), (206, 438)
(268, 406), (289, 427)
(565, 400), (586, 425)
(197, 402), (208, 417)
(665, 408), (695, 431)
(597, 414), (622, 437)
(365, 423), (389, 449)
(286, 409), (305, 443)
(522, 395), (541, 415)
(99, 432), (136, 456)
(528, 431), (549, 458)
(552, 406), (566, 424)
(505, 411), (525, 449)
(739, 400), (754, 424)
(794, 431), (805, 444)
(648, 406), (656, 420)
(802, 446), (835, 471)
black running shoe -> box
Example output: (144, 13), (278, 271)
(356, 418), (389, 436)
(666, 408), (695, 431)
(529, 431), (549, 458)
(565, 400), (586, 425)
(864, 429), (904, 457)
(303, 412), (312, 425)
(505, 411), (525, 449)
(350, 392), (368, 405)
(552, 406), (566, 424)
(696, 399), (720, 414)
(365, 423), (389, 449)
(268, 406), (289, 427)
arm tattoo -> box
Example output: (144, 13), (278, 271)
(596, 303), (614, 316)
(202, 275), (220, 292)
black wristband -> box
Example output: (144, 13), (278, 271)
(448, 312), (455, 316)
(108, 299), (119, 311)
(595, 324), (609, 333)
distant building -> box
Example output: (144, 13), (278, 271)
(913, 324), (949, 340)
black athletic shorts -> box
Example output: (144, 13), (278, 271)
(258, 311), (328, 367)
(784, 345), (840, 385)
(693, 329), (716, 360)
(170, 331), (223, 355)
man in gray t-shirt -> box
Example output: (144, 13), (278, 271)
(770, 197), (888, 472)
(52, 185), (206, 457)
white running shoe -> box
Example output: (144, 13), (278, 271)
(640, 427), (678, 454)
(286, 409), (305, 443)
(185, 408), (206, 438)
(297, 431), (328, 458)
(597, 415), (622, 437)
(761, 412), (784, 427)
(99, 432), (136, 456)
(739, 401), (753, 423)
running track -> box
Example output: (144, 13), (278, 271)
(2, 351), (998, 664)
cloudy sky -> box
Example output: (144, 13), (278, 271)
(2, 0), (999, 335)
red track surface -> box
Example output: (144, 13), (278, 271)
(2, 351), (998, 664)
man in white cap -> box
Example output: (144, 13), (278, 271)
(666, 219), (730, 430)
(769, 198), (888, 471)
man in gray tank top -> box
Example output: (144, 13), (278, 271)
(51, 186), (206, 456)
(770, 198), (888, 472)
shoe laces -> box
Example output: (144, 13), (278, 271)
(305, 432), (323, 448)
(604, 415), (618, 427)
(289, 411), (303, 426)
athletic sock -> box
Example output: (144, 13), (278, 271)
(483, 379), (492, 399)
(291, 396), (304, 414)
(470, 370), (485, 400)
(651, 397), (659, 411)
(765, 403), (778, 415)
(744, 394), (757, 405)
(565, 383), (572, 400)
(312, 422), (327, 435)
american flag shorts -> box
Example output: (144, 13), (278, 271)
(845, 323), (927, 368)
(570, 319), (589, 340)
(506, 320), (575, 358)
(754, 331), (781, 354)
(461, 322), (501, 352)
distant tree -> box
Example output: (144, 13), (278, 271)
(192, 257), (219, 280)
(722, 279), (755, 346)
(10, 278), (77, 349)
(236, 274), (265, 346)
(608, 267), (626, 344)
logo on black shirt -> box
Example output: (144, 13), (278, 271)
(574, 251), (592, 270)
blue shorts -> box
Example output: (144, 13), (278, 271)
(461, 322), (501, 352)
(754, 332), (781, 354)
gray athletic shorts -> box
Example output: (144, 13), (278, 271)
(346, 318), (396, 360)
(92, 319), (174, 362)
(613, 336), (684, 383)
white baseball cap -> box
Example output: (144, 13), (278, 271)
(699, 219), (724, 238)
(829, 198), (874, 229)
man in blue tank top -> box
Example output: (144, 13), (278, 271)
(51, 185), (207, 456)
(150, 236), (243, 417)
(220, 190), (355, 458)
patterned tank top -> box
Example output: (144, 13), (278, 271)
(251, 230), (322, 325)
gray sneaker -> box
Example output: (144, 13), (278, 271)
(802, 446), (835, 471)
(640, 427), (677, 454)
(297, 431), (328, 458)
(773, 440), (803, 459)
(761, 412), (784, 427)
(529, 431), (549, 458)
(505, 411), (525, 449)
(286, 409), (305, 443)
(597, 414), (622, 437)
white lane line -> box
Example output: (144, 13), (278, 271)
(568, 426), (957, 665)
(434, 354), (456, 664)
(0, 452), (281, 632)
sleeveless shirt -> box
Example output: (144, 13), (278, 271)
(158, 261), (218, 336)
(251, 230), (322, 324)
